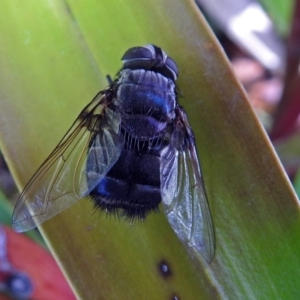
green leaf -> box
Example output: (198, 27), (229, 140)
(0, 1), (299, 299)
(259, 0), (294, 36)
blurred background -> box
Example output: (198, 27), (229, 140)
(0, 0), (299, 298)
(196, 0), (300, 188)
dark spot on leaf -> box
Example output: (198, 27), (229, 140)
(158, 260), (172, 278)
(170, 294), (180, 300)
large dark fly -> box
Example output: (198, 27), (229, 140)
(12, 45), (215, 262)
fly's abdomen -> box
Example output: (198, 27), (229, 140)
(89, 145), (161, 219)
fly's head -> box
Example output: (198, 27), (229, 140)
(121, 44), (178, 82)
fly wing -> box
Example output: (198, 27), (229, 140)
(161, 107), (215, 262)
(12, 91), (123, 232)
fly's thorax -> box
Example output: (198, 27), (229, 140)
(113, 69), (177, 140)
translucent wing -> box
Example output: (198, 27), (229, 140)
(12, 91), (123, 232)
(161, 107), (215, 262)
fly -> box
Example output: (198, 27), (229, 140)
(12, 45), (215, 262)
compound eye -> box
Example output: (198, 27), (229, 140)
(122, 46), (153, 63)
(165, 57), (178, 80)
